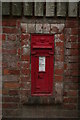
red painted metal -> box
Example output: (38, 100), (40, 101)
(31, 34), (54, 96)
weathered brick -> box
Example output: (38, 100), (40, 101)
(20, 82), (30, 89)
(55, 75), (63, 82)
(46, 3), (55, 17)
(2, 49), (17, 55)
(3, 96), (20, 102)
(64, 76), (78, 83)
(35, 2), (44, 16)
(21, 76), (30, 82)
(55, 61), (64, 68)
(56, 42), (64, 47)
(3, 69), (20, 75)
(55, 69), (64, 75)
(21, 47), (30, 55)
(21, 55), (30, 61)
(3, 28), (18, 34)
(65, 49), (79, 56)
(21, 69), (30, 75)
(66, 20), (78, 28)
(68, 2), (77, 17)
(2, 34), (6, 41)
(55, 55), (64, 62)
(2, 2), (10, 15)
(65, 42), (78, 49)
(2, 75), (19, 82)
(24, 2), (33, 16)
(63, 103), (77, 110)
(64, 83), (78, 90)
(21, 23), (27, 33)
(55, 82), (63, 103)
(2, 20), (16, 26)
(65, 63), (78, 70)
(57, 2), (67, 17)
(4, 82), (20, 89)
(7, 34), (16, 41)
(3, 103), (19, 109)
(20, 62), (30, 69)
(2, 89), (8, 95)
(71, 28), (78, 35)
(63, 97), (77, 103)
(27, 24), (35, 33)
(9, 90), (19, 96)
(55, 47), (64, 55)
(36, 24), (43, 33)
(65, 56), (79, 63)
(12, 2), (22, 16)
(43, 24), (50, 33)
(51, 24), (65, 34)
(65, 70), (78, 76)
(64, 90), (78, 97)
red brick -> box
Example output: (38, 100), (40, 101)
(3, 69), (20, 75)
(2, 49), (17, 55)
(55, 69), (64, 75)
(65, 70), (78, 76)
(21, 34), (30, 41)
(63, 103), (77, 110)
(55, 75), (63, 82)
(65, 42), (78, 49)
(71, 28), (78, 35)
(65, 63), (78, 70)
(63, 97), (77, 103)
(65, 56), (79, 63)
(55, 55), (64, 61)
(9, 90), (19, 96)
(2, 20), (16, 26)
(56, 42), (64, 47)
(64, 76), (78, 83)
(7, 34), (16, 41)
(21, 55), (30, 61)
(68, 90), (78, 96)
(21, 69), (30, 75)
(2, 89), (8, 95)
(58, 34), (64, 41)
(66, 20), (78, 28)
(21, 76), (30, 82)
(64, 83), (78, 90)
(21, 62), (30, 69)
(70, 36), (78, 42)
(4, 82), (20, 89)
(20, 82), (30, 89)
(3, 103), (18, 109)
(55, 47), (64, 55)
(16, 20), (20, 28)
(65, 49), (79, 56)
(21, 23), (27, 33)
(3, 28), (18, 34)
(3, 96), (20, 102)
(2, 34), (6, 41)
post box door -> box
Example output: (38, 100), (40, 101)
(31, 34), (54, 96)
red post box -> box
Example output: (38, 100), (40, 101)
(31, 34), (54, 96)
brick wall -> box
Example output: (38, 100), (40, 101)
(2, 2), (80, 118)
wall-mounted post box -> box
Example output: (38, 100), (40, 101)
(31, 34), (54, 96)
